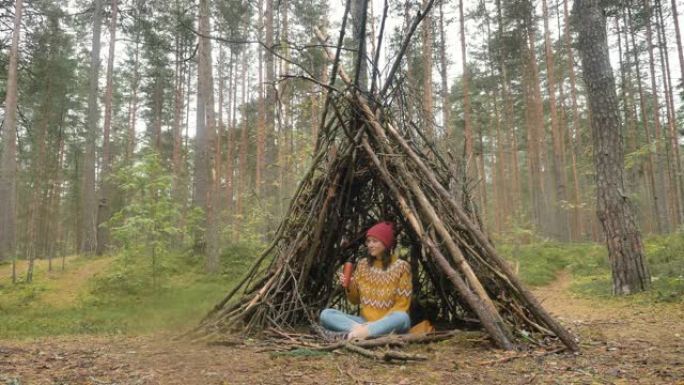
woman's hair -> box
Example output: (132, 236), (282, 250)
(366, 247), (393, 270)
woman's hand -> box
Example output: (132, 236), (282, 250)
(336, 270), (354, 287)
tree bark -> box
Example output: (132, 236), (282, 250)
(523, 21), (547, 231)
(96, 0), (119, 256)
(194, 0), (213, 213)
(126, 18), (141, 164)
(172, 29), (185, 200)
(81, 0), (104, 254)
(627, 6), (664, 234)
(655, 0), (684, 225)
(224, 50), (235, 221)
(352, 0), (369, 91)
(0, 0), (23, 262)
(496, 0), (521, 215)
(264, 0), (276, 201)
(643, 0), (671, 231)
(438, 1), (450, 140)
(27, 73), (53, 282)
(574, 0), (651, 295)
(197, 0), (219, 271)
(237, 52), (249, 241)
(542, 0), (570, 240)
(256, 0), (266, 196)
(421, 0), (434, 140)
(460, 0), (474, 172)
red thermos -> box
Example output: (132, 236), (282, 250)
(342, 261), (354, 288)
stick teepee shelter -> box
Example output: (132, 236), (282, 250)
(193, 0), (578, 352)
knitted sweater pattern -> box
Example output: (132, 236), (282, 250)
(346, 256), (412, 322)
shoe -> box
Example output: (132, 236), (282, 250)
(311, 324), (349, 342)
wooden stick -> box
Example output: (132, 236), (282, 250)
(342, 343), (428, 361)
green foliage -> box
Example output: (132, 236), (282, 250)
(224, 197), (278, 245)
(0, 239), (260, 338)
(644, 232), (684, 279)
(107, 152), (201, 290)
(500, 242), (607, 286)
(625, 140), (660, 171)
(494, 210), (547, 246)
(571, 233), (684, 302)
(0, 276), (233, 339)
(501, 234), (684, 303)
(219, 241), (262, 278)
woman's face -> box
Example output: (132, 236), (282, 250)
(365, 236), (386, 258)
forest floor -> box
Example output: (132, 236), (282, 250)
(2, 271), (683, 384)
(0, 256), (113, 309)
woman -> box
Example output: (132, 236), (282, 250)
(317, 221), (412, 341)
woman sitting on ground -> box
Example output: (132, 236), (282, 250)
(317, 221), (412, 341)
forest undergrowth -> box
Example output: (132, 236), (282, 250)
(1, 235), (683, 384)
(1, 234), (683, 339)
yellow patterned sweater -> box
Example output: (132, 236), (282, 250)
(345, 255), (412, 322)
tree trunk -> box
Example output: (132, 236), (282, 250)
(616, 14), (647, 230)
(562, 0), (585, 240)
(670, 0), (684, 73)
(172, 31), (186, 201)
(81, 0), (104, 254)
(237, 52), (249, 241)
(0, 0), (23, 262)
(438, 1), (450, 140)
(256, 0), (266, 196)
(224, 50), (235, 221)
(27, 75), (53, 282)
(460, 0), (474, 173)
(127, 24), (141, 164)
(542, 0), (570, 240)
(574, 0), (650, 295)
(523, 23), (547, 231)
(197, 0), (219, 271)
(264, 0), (276, 201)
(96, 0), (119, 256)
(279, 0), (292, 216)
(51, 128), (67, 269)
(194, 0), (213, 216)
(643, 0), (671, 232)
(627, 6), (664, 234)
(496, 0), (521, 215)
(655, 0), (684, 225)
(421, 0), (434, 140)
(352, 0), (369, 91)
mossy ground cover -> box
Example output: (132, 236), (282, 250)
(0, 243), (257, 339)
(500, 233), (684, 302)
(1, 234), (682, 340)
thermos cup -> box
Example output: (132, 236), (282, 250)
(342, 261), (354, 288)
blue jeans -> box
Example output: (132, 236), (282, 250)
(319, 308), (411, 337)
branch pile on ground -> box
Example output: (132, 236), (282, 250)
(190, 1), (578, 352)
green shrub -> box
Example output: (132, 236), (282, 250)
(499, 242), (606, 286)
(645, 233), (684, 279)
(106, 152), (202, 291)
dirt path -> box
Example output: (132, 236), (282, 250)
(2, 272), (683, 385)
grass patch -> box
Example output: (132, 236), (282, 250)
(0, 272), (238, 339)
(570, 233), (684, 303)
(0, 242), (260, 339)
(499, 242), (607, 286)
(501, 236), (683, 303)
(572, 273), (684, 303)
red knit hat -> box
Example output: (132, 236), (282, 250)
(366, 221), (395, 249)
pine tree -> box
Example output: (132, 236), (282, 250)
(575, 0), (651, 295)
